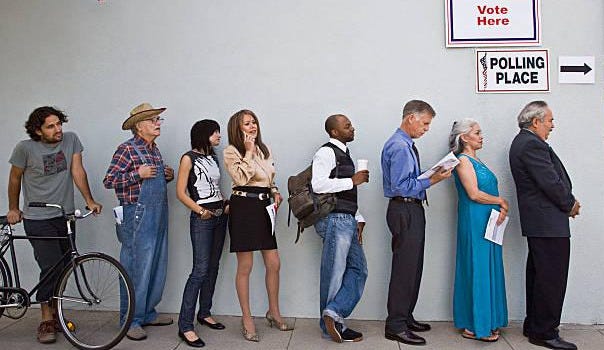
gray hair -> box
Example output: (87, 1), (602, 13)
(517, 101), (548, 129)
(402, 100), (436, 118)
(448, 118), (478, 154)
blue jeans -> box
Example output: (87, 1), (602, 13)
(314, 213), (368, 335)
(178, 212), (227, 332)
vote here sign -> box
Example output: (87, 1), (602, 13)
(446, 0), (541, 47)
(476, 49), (549, 93)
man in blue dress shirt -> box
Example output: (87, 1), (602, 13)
(381, 100), (452, 346)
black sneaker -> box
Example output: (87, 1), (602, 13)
(341, 327), (363, 342)
(323, 315), (343, 343)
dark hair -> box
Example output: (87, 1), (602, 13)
(402, 100), (436, 118)
(324, 114), (347, 136)
(25, 106), (69, 141)
(227, 109), (270, 159)
(190, 119), (220, 155)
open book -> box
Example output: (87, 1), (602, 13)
(417, 152), (460, 180)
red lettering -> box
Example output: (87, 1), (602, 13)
(477, 5), (509, 14)
(477, 16), (510, 26)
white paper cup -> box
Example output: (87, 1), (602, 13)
(357, 159), (368, 171)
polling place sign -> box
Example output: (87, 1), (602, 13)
(446, 0), (541, 47)
(476, 49), (549, 93)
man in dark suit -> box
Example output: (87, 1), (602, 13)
(509, 101), (580, 350)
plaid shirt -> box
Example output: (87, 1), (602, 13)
(103, 135), (165, 205)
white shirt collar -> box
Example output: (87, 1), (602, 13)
(328, 138), (347, 152)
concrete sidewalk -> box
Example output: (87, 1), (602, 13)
(1, 312), (603, 349)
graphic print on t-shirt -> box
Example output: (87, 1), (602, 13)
(43, 150), (67, 176)
(193, 156), (220, 200)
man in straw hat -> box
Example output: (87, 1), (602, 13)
(103, 102), (175, 341)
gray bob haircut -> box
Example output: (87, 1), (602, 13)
(517, 101), (548, 129)
(449, 118), (478, 154)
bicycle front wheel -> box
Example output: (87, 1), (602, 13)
(56, 253), (134, 350)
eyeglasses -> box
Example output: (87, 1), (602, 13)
(146, 117), (164, 124)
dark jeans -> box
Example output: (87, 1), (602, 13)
(524, 237), (570, 340)
(23, 217), (75, 302)
(385, 200), (426, 333)
(178, 212), (227, 332)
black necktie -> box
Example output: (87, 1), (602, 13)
(412, 143), (428, 204)
(412, 143), (420, 169)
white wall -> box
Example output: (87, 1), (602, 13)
(1, 1), (602, 324)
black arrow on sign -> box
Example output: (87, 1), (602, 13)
(560, 63), (592, 75)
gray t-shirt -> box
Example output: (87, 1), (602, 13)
(9, 131), (83, 220)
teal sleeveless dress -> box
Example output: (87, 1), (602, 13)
(453, 154), (508, 338)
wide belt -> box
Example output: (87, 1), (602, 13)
(232, 190), (270, 200)
(391, 196), (423, 205)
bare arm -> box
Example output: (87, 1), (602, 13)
(456, 157), (508, 224)
(175, 155), (211, 219)
(71, 153), (102, 214)
(7, 165), (24, 224)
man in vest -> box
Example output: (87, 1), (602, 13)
(311, 114), (369, 343)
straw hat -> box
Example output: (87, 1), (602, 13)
(122, 102), (166, 130)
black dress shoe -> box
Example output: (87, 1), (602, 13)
(341, 328), (363, 342)
(197, 317), (226, 330)
(408, 320), (431, 332)
(385, 330), (426, 345)
(178, 331), (206, 348)
(529, 337), (577, 350)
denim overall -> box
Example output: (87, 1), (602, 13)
(118, 141), (169, 328)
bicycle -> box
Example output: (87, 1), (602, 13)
(0, 202), (135, 350)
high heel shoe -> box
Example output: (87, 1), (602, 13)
(265, 312), (294, 331)
(241, 319), (259, 342)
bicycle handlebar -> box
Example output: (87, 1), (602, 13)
(27, 202), (94, 220)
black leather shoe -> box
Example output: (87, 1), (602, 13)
(178, 331), (206, 348)
(529, 337), (577, 350)
(385, 330), (426, 345)
(408, 320), (431, 332)
(341, 328), (363, 342)
(197, 317), (225, 330)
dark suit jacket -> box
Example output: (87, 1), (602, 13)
(509, 129), (575, 237)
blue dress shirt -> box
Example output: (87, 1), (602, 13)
(381, 128), (431, 199)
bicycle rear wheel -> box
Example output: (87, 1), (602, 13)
(55, 253), (134, 350)
(0, 257), (9, 317)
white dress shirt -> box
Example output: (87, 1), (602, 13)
(311, 138), (365, 222)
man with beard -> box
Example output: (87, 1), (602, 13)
(6, 106), (102, 344)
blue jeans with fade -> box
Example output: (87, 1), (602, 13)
(314, 212), (368, 336)
(178, 212), (227, 332)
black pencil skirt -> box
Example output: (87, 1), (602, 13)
(228, 186), (277, 252)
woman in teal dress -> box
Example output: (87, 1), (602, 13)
(449, 119), (509, 342)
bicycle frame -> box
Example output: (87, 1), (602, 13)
(0, 205), (99, 309)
